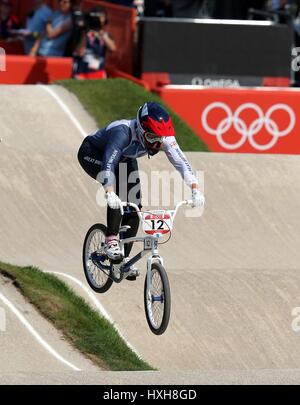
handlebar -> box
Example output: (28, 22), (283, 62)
(120, 200), (193, 222)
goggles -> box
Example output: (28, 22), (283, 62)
(144, 132), (165, 144)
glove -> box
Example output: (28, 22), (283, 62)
(105, 191), (122, 210)
(191, 188), (205, 208)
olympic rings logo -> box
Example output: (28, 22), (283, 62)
(201, 102), (296, 151)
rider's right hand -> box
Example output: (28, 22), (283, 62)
(191, 188), (205, 208)
(105, 191), (122, 210)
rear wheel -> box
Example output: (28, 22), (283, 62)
(83, 224), (113, 293)
(144, 262), (171, 335)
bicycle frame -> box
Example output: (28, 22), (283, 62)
(91, 200), (192, 282)
(119, 200), (192, 275)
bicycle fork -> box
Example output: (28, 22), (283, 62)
(146, 243), (164, 291)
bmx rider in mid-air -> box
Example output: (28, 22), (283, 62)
(78, 102), (205, 280)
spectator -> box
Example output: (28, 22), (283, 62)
(73, 6), (117, 79)
(32, 0), (75, 57)
(23, 0), (53, 54)
(0, 0), (20, 40)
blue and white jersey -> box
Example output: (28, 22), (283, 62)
(24, 5), (53, 54)
(38, 11), (72, 57)
(87, 119), (198, 187)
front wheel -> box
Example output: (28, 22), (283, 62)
(144, 262), (171, 335)
(83, 224), (113, 293)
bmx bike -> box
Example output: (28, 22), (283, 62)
(82, 200), (193, 335)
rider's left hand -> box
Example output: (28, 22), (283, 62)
(191, 188), (205, 208)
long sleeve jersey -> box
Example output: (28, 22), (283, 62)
(87, 119), (198, 187)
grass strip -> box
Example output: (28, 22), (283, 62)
(58, 78), (209, 152)
(0, 261), (154, 371)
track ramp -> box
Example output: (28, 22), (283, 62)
(1, 85), (300, 383)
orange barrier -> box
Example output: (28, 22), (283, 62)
(141, 72), (171, 91)
(0, 55), (148, 86)
(159, 86), (300, 154)
(0, 55), (72, 84)
(75, 70), (107, 80)
(262, 77), (291, 87)
(107, 64), (150, 91)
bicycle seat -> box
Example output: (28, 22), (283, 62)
(119, 225), (131, 233)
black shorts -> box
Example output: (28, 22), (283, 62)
(77, 137), (142, 207)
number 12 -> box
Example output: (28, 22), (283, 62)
(151, 219), (164, 230)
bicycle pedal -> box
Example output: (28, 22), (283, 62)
(125, 275), (137, 281)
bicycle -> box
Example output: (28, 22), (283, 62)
(82, 200), (193, 335)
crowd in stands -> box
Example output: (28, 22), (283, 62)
(0, 0), (117, 78)
(1, 0), (300, 81)
(3, 0), (299, 59)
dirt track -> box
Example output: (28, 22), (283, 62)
(1, 85), (300, 384)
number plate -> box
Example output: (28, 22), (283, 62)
(142, 213), (172, 236)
